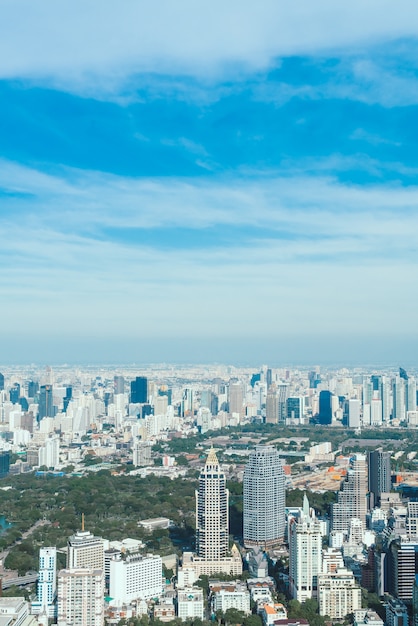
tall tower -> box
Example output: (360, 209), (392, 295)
(31, 547), (57, 618)
(39, 385), (54, 420)
(130, 377), (148, 404)
(289, 494), (323, 602)
(369, 449), (391, 508)
(196, 449), (229, 560)
(243, 445), (286, 548)
(331, 454), (368, 533)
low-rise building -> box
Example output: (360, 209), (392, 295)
(177, 588), (205, 621)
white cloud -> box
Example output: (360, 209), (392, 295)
(0, 159), (417, 340)
(1, 1), (418, 96)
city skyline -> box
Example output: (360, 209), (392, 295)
(2, 2), (418, 363)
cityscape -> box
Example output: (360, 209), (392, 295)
(2, 2), (418, 626)
(0, 364), (418, 626)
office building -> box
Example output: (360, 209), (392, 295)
(393, 377), (406, 422)
(331, 454), (368, 533)
(109, 552), (162, 604)
(229, 381), (244, 416)
(39, 385), (54, 420)
(57, 568), (104, 626)
(0, 372), (4, 391)
(243, 445), (286, 548)
(369, 449), (391, 508)
(287, 396), (304, 423)
(318, 390), (333, 425)
(0, 451), (10, 478)
(348, 399), (361, 428)
(388, 539), (418, 603)
(114, 375), (125, 394)
(265, 388), (279, 424)
(130, 377), (148, 404)
(289, 495), (323, 602)
(9, 383), (20, 404)
(31, 547), (57, 618)
(196, 448), (229, 560)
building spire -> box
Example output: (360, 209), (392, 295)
(302, 492), (310, 518)
(81, 512), (85, 532)
(206, 447), (219, 465)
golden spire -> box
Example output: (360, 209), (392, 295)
(206, 447), (219, 465)
(81, 513), (85, 532)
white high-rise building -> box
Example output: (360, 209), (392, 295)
(31, 547), (57, 618)
(39, 435), (60, 469)
(196, 448), (229, 560)
(348, 399), (361, 429)
(243, 445), (286, 548)
(57, 568), (104, 626)
(109, 553), (162, 604)
(67, 527), (104, 572)
(318, 568), (361, 619)
(289, 494), (323, 602)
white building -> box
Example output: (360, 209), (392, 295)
(289, 494), (322, 602)
(31, 547), (57, 618)
(67, 528), (105, 572)
(212, 587), (250, 615)
(39, 435), (60, 469)
(109, 552), (163, 604)
(243, 445), (286, 548)
(0, 598), (30, 626)
(317, 568), (361, 619)
(177, 588), (205, 621)
(57, 568), (104, 626)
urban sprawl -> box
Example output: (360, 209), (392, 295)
(0, 364), (417, 626)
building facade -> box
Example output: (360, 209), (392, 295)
(243, 445), (286, 548)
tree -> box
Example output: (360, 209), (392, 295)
(224, 609), (246, 626)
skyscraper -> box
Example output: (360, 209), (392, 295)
(39, 384), (54, 420)
(0, 372), (4, 391)
(196, 448), (229, 560)
(331, 454), (368, 533)
(114, 375), (125, 394)
(130, 376), (148, 404)
(369, 449), (391, 508)
(243, 445), (286, 548)
(318, 390), (333, 424)
(289, 494), (323, 602)
(31, 547), (57, 618)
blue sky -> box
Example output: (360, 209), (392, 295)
(1, 1), (418, 364)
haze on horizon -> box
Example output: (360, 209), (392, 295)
(1, 1), (418, 365)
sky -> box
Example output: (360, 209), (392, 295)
(1, 1), (418, 365)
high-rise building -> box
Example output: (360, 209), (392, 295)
(331, 454), (368, 533)
(57, 568), (104, 626)
(289, 494), (323, 602)
(114, 375), (125, 395)
(39, 385), (54, 420)
(318, 568), (361, 619)
(0, 372), (4, 391)
(109, 552), (162, 604)
(130, 377), (147, 404)
(0, 451), (10, 478)
(196, 448), (229, 560)
(31, 547), (57, 618)
(287, 396), (304, 423)
(229, 381), (244, 417)
(243, 445), (286, 548)
(67, 527), (105, 572)
(348, 399), (361, 428)
(369, 449), (391, 508)
(39, 435), (60, 470)
(9, 383), (20, 405)
(318, 390), (333, 425)
(265, 388), (279, 424)
(27, 380), (38, 398)
(393, 377), (406, 422)
(277, 384), (289, 424)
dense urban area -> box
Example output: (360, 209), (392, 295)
(1, 363), (418, 626)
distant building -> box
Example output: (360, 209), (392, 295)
(318, 568), (361, 619)
(177, 588), (205, 621)
(0, 451), (10, 478)
(67, 528), (105, 572)
(369, 449), (391, 508)
(331, 454), (368, 533)
(130, 377), (148, 404)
